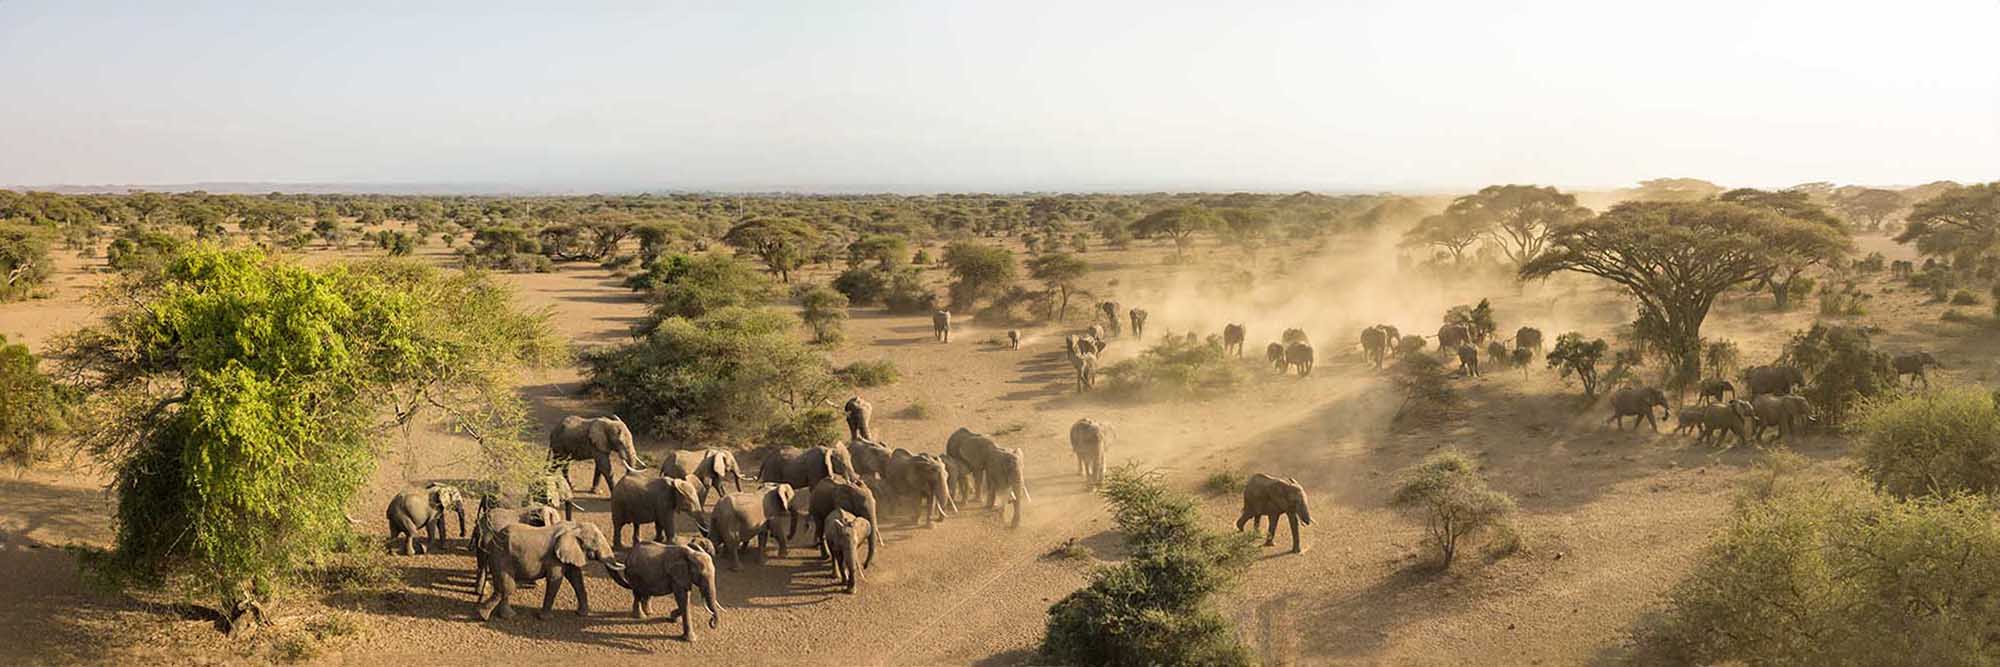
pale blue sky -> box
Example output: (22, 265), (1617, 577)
(2, 1), (1995, 192)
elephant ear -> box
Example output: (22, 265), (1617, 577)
(699, 451), (726, 480)
(672, 478), (702, 508)
(588, 422), (611, 450)
(554, 527), (586, 568)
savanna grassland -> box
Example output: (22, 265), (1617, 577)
(2, 179), (1998, 666)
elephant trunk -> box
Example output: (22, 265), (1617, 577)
(1297, 501), (1314, 526)
(697, 566), (721, 629)
(732, 470), (743, 492)
(456, 508), (468, 539)
(601, 560), (634, 590)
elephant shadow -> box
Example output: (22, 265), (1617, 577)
(873, 336), (933, 347)
(333, 580), (657, 654)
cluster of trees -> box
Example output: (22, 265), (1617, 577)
(51, 246), (560, 631)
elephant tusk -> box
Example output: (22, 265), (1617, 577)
(601, 560), (627, 570)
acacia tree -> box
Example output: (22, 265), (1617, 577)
(0, 222), (54, 301)
(1895, 182), (2000, 264)
(1522, 201), (1848, 389)
(1833, 188), (1906, 232)
(942, 241), (1018, 309)
(1216, 208), (1276, 265)
(1622, 178), (1724, 202)
(1028, 252), (1090, 319)
(1400, 212), (1485, 265)
(723, 217), (820, 282)
(60, 247), (559, 631)
(1132, 206), (1220, 259)
(1442, 185), (1591, 271)
(1717, 188), (1853, 310)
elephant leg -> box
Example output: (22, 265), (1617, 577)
(1288, 513), (1303, 554)
(473, 553), (488, 598)
(676, 589), (695, 641)
(403, 532), (417, 556)
(479, 571), (511, 620)
(655, 519), (668, 544)
(632, 594), (646, 619)
(816, 518), (830, 559)
(569, 567), (589, 616)
(1236, 510), (1253, 533)
(1011, 497), (1022, 528)
(612, 521), (625, 549)
(1264, 515), (1279, 547)
(1646, 413), (1658, 432)
(538, 570), (562, 619)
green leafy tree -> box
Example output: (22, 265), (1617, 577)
(105, 227), (185, 274)
(583, 306), (840, 444)
(1717, 188), (1853, 310)
(831, 267), (888, 306)
(0, 222), (54, 301)
(1833, 188), (1906, 232)
(796, 284), (849, 344)
(1523, 201), (1849, 390)
(942, 241), (1018, 309)
(0, 334), (69, 466)
(1027, 252), (1090, 319)
(1895, 182), (2000, 264)
(1390, 450), (1517, 567)
(60, 246), (558, 631)
(1778, 323), (1896, 426)
(1854, 388), (2000, 498)
(847, 234), (910, 271)
(1131, 206), (1220, 259)
(1216, 208), (1276, 265)
(1445, 185), (1591, 270)
(460, 225), (551, 272)
(1547, 332), (1609, 397)
(723, 217), (819, 282)
(623, 253), (776, 328)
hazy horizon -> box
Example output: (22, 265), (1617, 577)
(3, 1), (1996, 192)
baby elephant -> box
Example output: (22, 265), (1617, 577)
(1266, 342), (1286, 372)
(822, 508), (873, 594)
(387, 483), (466, 556)
(1069, 418), (1110, 488)
(477, 521), (618, 621)
(1237, 474), (1312, 553)
(1607, 386), (1670, 431)
(1007, 329), (1021, 350)
(1698, 379), (1735, 404)
(603, 541), (721, 641)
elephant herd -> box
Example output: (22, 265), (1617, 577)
(1360, 323), (1542, 377)
(1614, 366), (1819, 447)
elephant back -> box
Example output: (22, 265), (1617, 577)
(946, 428), (999, 470)
(1069, 419), (1105, 451)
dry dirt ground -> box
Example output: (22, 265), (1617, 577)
(0, 233), (1978, 665)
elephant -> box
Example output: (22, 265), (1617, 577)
(843, 396), (874, 441)
(757, 444), (854, 490)
(526, 473), (583, 521)
(822, 508), (873, 594)
(982, 448), (1030, 527)
(886, 448), (957, 526)
(1361, 327), (1391, 368)
(1509, 347), (1533, 370)
(661, 449), (744, 508)
(387, 483), (466, 556)
(472, 498), (562, 598)
(1281, 328), (1310, 346)
(1377, 325), (1403, 356)
(942, 455), (975, 503)
(1695, 399), (1759, 447)
(1100, 301), (1123, 335)
(1673, 407), (1705, 436)
(1485, 341), (1509, 370)
(1515, 327), (1543, 353)
(1698, 379), (1736, 404)
(1071, 352), (1098, 392)
(1437, 323), (1470, 351)
(603, 541), (721, 641)
(1607, 386), (1670, 431)
(1236, 473), (1312, 553)
(1080, 335), (1105, 356)
(1893, 352), (1939, 388)
(800, 477), (881, 567)
(548, 414), (645, 495)
(1744, 365), (1806, 397)
(710, 483), (803, 569)
(1069, 418), (1110, 488)
(1456, 344), (1480, 377)
(946, 428), (1000, 496)
(1284, 341), (1315, 376)
(846, 438), (894, 481)
(1223, 323), (1246, 357)
(609, 471), (706, 548)
(1088, 324), (1105, 342)
(1266, 342), (1286, 371)
(1129, 308), (1149, 338)
(1007, 329), (1021, 350)
(1063, 334), (1080, 357)
(1751, 394), (1815, 441)
(932, 310), (951, 342)
(1398, 335), (1428, 356)
(476, 521), (618, 621)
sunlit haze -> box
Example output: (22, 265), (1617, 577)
(3, 0), (1996, 192)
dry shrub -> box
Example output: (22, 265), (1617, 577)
(1100, 336), (1245, 400)
(1389, 451), (1515, 567)
(1390, 353), (1457, 427)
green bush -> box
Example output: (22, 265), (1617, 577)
(1633, 463), (2000, 665)
(796, 284), (849, 344)
(834, 359), (900, 388)
(0, 222), (54, 301)
(0, 333), (69, 466)
(1951, 289), (1982, 305)
(1100, 336), (1244, 399)
(459, 225), (552, 272)
(584, 306), (839, 445)
(1391, 353), (1458, 427)
(624, 253), (776, 329)
(105, 227), (184, 274)
(942, 241), (1018, 309)
(881, 268), (938, 314)
(1546, 332), (1609, 398)
(1853, 388), (2000, 498)
(1041, 465), (1258, 667)
(762, 406), (844, 449)
(1199, 472), (1243, 496)
(831, 267), (888, 306)
(1780, 323), (1898, 425)
(1389, 451), (1516, 567)
(61, 247), (556, 630)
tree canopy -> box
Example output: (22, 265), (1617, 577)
(942, 241), (1018, 309)
(1521, 201), (1849, 387)
(1716, 188), (1853, 309)
(723, 217), (820, 282)
(1131, 206), (1220, 258)
(1028, 252), (1090, 319)
(1895, 182), (2000, 263)
(1400, 211), (1485, 265)
(1442, 185), (1591, 270)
